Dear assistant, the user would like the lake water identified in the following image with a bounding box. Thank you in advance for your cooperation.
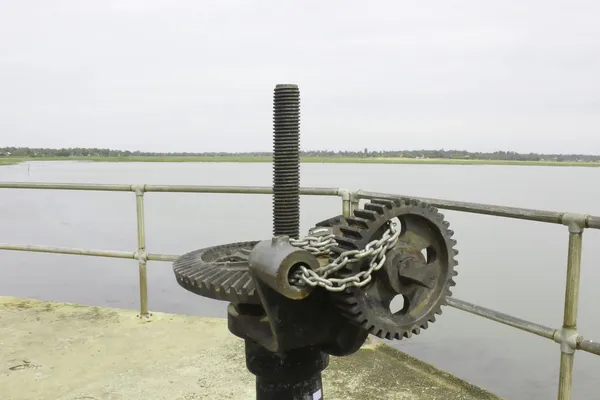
[1,161,599,399]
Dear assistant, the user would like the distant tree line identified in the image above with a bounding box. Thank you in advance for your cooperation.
[1,147,599,162]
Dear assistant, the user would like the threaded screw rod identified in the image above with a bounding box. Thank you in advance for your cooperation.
[272,84,301,239]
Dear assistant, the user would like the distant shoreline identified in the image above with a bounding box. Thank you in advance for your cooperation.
[2,155,600,167]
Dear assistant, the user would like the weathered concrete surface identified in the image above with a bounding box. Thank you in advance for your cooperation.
[0,297,501,400]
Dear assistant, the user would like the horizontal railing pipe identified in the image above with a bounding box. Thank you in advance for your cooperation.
[579,339,600,356]
[0,182,133,191]
[356,190,600,229]
[0,182,342,197]
[147,253,179,262]
[587,215,600,229]
[446,298,557,340]
[144,184,341,196]
[0,243,135,259]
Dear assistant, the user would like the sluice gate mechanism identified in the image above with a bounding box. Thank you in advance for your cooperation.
[173,85,459,400]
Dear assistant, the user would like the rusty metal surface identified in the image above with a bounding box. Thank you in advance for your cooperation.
[173,241,260,304]
[328,198,459,340]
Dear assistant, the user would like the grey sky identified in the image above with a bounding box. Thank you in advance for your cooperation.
[1,0,599,154]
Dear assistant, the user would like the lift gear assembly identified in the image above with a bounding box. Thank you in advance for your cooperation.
[173,84,460,400]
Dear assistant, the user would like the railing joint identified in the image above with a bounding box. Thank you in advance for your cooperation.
[338,188,352,217]
[131,184,146,196]
[337,188,350,201]
[561,213,587,233]
[554,327,580,354]
[134,250,148,264]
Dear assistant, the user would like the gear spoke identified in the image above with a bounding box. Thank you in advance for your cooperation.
[398,260,436,289]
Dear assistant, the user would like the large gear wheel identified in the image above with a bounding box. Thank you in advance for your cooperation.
[329,198,459,340]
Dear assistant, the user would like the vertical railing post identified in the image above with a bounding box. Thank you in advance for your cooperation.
[556,214,585,400]
[132,184,150,318]
[350,191,359,215]
[339,189,351,217]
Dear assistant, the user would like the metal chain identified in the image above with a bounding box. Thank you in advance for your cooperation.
[288,222,401,292]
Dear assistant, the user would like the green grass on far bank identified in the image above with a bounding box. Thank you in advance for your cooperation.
[1,155,600,167]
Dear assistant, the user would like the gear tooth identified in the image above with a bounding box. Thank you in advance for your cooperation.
[394,332,401,340]
[412,327,421,335]
[391,198,403,207]
[208,272,236,290]
[452,270,458,277]
[404,330,413,339]
[340,310,360,320]
[345,216,370,229]
[453,248,459,256]
[338,295,359,306]
[225,272,248,292]
[339,226,366,240]
[195,267,223,286]
[442,220,450,228]
[364,202,387,215]
[447,229,455,237]
[370,198,395,210]
[449,279,456,287]
[429,315,437,323]
[435,308,443,315]
[316,215,346,228]
[421,321,429,330]
[331,236,361,251]
[354,209,378,221]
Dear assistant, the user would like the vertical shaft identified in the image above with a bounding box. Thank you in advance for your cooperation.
[245,340,327,400]
[272,84,301,239]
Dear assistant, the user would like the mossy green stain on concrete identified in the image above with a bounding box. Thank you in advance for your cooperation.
[0,297,501,400]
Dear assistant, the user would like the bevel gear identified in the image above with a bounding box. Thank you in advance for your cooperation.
[329,198,459,340]
[173,216,349,305]
[173,241,260,304]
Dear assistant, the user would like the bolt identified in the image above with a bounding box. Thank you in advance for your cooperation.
[272,84,301,239]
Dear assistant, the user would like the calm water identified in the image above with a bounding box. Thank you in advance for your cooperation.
[1,161,599,399]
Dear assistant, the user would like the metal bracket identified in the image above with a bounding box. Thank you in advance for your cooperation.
[554,327,581,355]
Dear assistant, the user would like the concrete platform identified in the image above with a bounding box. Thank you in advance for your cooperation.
[0,297,501,400]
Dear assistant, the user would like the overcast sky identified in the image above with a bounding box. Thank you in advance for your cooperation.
[1,1,599,154]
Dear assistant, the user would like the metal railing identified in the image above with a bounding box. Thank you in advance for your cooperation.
[0,181,599,400]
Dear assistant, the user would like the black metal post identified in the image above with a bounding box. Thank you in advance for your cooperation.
[272,84,301,239]
[245,340,327,400]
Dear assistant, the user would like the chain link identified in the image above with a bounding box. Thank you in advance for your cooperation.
[288,222,401,292]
